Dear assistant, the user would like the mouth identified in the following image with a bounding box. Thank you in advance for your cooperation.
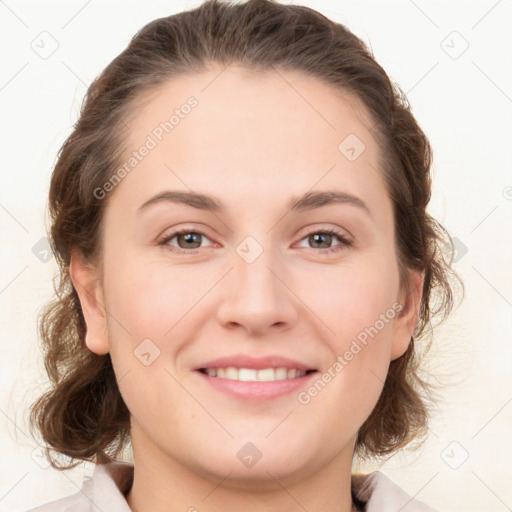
[193,354,319,400]
[197,367,318,382]
[194,363,319,401]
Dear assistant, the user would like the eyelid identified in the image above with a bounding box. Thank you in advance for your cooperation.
[156,225,216,248]
[293,226,352,254]
[157,224,353,253]
[295,223,352,242]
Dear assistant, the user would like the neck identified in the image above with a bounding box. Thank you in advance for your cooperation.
[126,423,358,512]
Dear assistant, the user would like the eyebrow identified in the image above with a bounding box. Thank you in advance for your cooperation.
[137,189,371,216]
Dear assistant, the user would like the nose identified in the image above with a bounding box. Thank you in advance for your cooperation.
[215,241,298,336]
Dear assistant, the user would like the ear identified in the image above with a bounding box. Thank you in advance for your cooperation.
[390,268,424,361]
[69,247,110,355]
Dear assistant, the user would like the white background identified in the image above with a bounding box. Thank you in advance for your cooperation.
[0,1,511,511]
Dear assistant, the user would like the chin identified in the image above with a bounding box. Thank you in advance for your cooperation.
[207,455,311,489]
[179,434,312,482]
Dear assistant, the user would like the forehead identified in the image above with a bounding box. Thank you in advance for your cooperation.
[129,64,378,154]
[110,65,389,218]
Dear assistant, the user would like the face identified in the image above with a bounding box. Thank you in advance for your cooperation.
[71,65,422,486]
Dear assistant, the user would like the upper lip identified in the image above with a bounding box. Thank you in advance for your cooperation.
[194,354,317,371]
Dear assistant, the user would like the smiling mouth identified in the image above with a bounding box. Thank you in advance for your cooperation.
[197,367,318,382]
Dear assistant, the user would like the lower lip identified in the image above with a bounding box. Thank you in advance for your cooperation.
[195,370,317,401]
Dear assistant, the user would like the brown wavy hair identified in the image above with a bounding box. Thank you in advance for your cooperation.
[29,0,463,470]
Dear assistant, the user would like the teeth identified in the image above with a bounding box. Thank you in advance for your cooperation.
[275,367,288,380]
[202,366,309,381]
[239,368,257,381]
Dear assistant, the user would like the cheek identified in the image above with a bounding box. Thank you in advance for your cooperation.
[103,253,211,339]
[299,255,400,342]
[301,256,400,404]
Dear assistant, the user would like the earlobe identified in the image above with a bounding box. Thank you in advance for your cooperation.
[69,248,110,355]
[390,268,424,360]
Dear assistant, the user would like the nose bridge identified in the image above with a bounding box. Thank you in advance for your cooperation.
[233,233,281,304]
[216,232,296,332]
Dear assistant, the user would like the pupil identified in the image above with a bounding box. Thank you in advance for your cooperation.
[311,233,331,248]
[181,232,201,248]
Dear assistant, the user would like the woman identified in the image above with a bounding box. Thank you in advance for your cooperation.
[27,0,461,510]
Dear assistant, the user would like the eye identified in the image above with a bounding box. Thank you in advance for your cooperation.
[158,228,214,253]
[157,227,352,255]
[296,228,352,254]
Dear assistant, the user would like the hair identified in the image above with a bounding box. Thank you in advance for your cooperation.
[29,0,462,471]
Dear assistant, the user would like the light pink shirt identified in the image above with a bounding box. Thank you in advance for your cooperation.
[25,461,439,511]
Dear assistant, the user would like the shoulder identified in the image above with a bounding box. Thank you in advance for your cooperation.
[23,492,90,512]
[23,461,134,512]
[352,471,440,512]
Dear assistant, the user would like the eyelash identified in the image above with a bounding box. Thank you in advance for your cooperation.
[157,227,352,255]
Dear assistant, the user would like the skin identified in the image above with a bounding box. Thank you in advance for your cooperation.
[70,65,423,512]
